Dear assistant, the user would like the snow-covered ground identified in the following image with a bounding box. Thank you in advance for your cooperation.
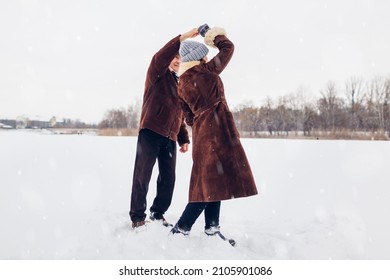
[1,130,389,260]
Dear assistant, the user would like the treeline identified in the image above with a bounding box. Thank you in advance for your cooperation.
[99,75,390,139]
[233,75,390,139]
[97,102,140,136]
[98,103,139,130]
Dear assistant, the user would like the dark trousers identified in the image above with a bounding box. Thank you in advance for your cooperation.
[177,201,221,231]
[130,129,177,223]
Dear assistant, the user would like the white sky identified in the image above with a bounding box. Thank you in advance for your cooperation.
[1,0,389,123]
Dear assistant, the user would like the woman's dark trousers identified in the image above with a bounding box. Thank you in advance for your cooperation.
[177,201,221,231]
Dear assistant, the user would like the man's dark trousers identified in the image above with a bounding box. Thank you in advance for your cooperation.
[130,129,177,223]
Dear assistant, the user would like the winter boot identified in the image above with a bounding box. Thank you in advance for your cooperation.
[131,220,146,229]
[204,225,221,236]
[205,226,236,247]
[150,212,173,227]
[170,223,190,236]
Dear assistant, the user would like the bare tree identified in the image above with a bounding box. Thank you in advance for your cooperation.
[384,76,390,134]
[99,108,128,129]
[273,96,294,135]
[126,100,141,130]
[287,86,315,135]
[365,75,388,131]
[303,105,317,136]
[263,96,275,135]
[318,81,345,131]
[232,101,261,136]
[344,76,365,130]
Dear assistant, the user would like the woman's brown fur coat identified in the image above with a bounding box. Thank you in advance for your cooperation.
[178,28,258,202]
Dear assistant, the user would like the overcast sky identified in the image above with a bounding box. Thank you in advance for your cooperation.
[1,0,389,123]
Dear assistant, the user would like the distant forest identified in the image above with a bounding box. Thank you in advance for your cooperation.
[98,75,390,140]
[4,75,388,140]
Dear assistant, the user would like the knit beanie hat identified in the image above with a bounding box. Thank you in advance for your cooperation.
[179,40,209,62]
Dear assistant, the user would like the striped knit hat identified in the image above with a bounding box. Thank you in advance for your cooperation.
[179,40,209,62]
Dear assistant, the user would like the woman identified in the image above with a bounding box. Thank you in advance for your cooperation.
[170,24,258,240]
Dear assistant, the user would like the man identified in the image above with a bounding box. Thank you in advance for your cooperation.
[129,28,198,229]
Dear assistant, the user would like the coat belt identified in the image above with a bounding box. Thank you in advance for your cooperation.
[192,98,227,118]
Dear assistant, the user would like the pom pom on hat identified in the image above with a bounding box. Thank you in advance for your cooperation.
[179,40,209,62]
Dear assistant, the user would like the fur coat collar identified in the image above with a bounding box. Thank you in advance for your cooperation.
[178,61,201,77]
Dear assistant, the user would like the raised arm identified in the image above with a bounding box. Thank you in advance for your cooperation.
[202,26,234,75]
[146,29,199,85]
[146,35,181,85]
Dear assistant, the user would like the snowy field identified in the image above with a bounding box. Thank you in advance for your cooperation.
[1,130,389,260]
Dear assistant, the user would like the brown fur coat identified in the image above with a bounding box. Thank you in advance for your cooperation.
[178,28,258,202]
[139,35,189,145]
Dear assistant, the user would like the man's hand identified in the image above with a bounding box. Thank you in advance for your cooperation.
[179,143,189,153]
[180,28,198,42]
